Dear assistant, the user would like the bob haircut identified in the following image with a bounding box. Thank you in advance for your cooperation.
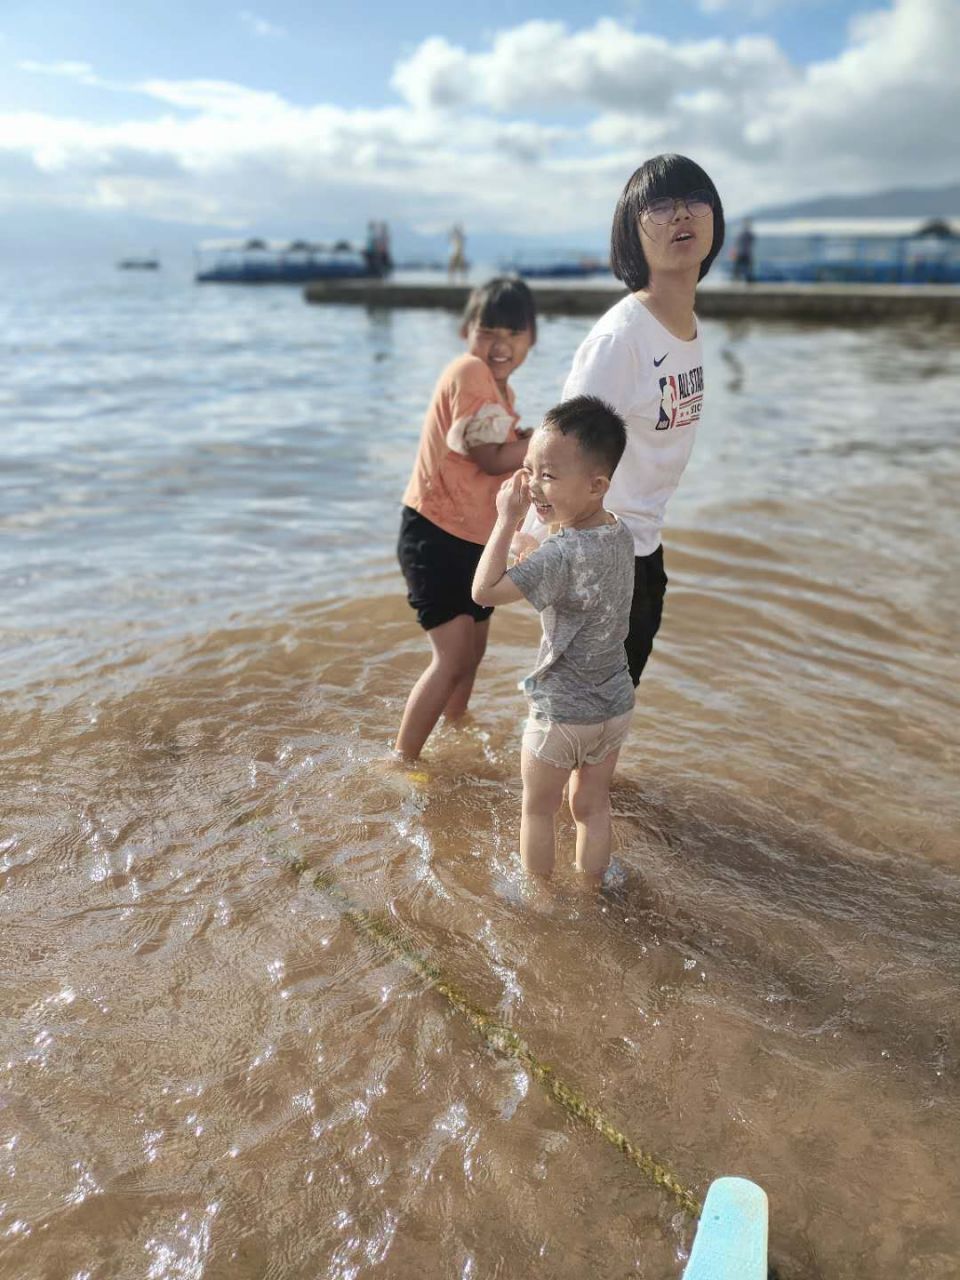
[610,154,725,291]
[460,276,537,344]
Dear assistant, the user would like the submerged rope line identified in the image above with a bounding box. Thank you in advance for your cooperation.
[288,854,702,1218]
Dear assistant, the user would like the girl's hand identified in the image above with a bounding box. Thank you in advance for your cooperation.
[496,469,531,523]
[510,531,539,563]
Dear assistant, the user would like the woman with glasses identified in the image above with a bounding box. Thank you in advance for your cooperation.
[520,153,724,687]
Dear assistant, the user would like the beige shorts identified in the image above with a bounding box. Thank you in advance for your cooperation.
[522,709,634,771]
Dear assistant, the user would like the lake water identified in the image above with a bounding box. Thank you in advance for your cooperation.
[2,265,959,1278]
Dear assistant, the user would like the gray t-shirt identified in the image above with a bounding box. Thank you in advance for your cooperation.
[507,516,635,724]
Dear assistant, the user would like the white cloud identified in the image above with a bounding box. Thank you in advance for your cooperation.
[3,0,958,239]
[137,78,291,118]
[740,0,960,192]
[698,0,794,14]
[17,59,104,86]
[239,11,287,40]
[391,21,792,116]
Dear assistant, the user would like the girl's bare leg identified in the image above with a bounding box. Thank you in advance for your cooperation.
[520,745,569,876]
[395,615,482,760]
[568,749,621,879]
[441,618,490,721]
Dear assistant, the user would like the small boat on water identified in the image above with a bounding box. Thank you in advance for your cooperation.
[194,238,390,284]
[503,255,611,280]
[117,257,160,270]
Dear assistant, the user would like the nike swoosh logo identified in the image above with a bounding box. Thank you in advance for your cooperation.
[653,353,668,367]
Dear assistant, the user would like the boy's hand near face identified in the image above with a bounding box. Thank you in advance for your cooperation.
[496,469,531,524]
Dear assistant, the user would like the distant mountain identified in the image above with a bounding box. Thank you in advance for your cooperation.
[750,182,960,220]
[0,206,234,270]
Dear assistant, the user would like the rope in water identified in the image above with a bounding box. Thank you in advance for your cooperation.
[288,854,702,1219]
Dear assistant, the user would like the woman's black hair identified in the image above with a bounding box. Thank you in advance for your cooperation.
[610,154,725,291]
[461,276,537,344]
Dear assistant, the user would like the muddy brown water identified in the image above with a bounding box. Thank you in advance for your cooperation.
[2,269,959,1277]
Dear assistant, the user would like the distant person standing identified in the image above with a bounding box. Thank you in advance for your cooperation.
[363,221,379,274]
[377,221,393,273]
[448,224,467,281]
[732,218,755,283]
[364,221,392,275]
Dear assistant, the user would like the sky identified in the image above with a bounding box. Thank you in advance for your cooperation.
[0,0,957,259]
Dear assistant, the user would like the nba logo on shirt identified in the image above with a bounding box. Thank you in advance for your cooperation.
[656,366,704,430]
[656,375,678,430]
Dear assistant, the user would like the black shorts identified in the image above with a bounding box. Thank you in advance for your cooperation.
[397,506,494,632]
[626,544,667,685]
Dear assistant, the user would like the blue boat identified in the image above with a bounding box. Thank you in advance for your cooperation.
[194,238,390,284]
[734,216,960,285]
[117,256,160,270]
[502,255,611,280]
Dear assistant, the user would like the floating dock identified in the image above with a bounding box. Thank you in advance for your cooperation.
[304,279,960,322]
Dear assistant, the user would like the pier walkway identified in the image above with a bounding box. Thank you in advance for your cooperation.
[304,279,960,322]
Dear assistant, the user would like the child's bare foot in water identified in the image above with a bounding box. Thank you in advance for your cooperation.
[374,749,431,786]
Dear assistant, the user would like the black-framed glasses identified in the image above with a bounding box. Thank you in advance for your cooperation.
[641,190,714,224]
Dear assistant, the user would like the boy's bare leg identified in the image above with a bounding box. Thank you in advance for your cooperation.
[568,749,621,878]
[520,746,569,876]
[395,615,482,760]
[441,618,490,721]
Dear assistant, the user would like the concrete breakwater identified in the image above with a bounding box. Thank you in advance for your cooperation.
[304,279,960,322]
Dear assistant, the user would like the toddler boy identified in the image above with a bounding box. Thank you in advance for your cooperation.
[472,396,634,879]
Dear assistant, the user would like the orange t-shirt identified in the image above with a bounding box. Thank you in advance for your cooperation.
[402,353,521,546]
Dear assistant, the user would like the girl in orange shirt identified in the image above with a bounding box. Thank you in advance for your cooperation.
[396,278,537,760]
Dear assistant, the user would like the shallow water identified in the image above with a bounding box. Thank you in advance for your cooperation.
[2,266,959,1278]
